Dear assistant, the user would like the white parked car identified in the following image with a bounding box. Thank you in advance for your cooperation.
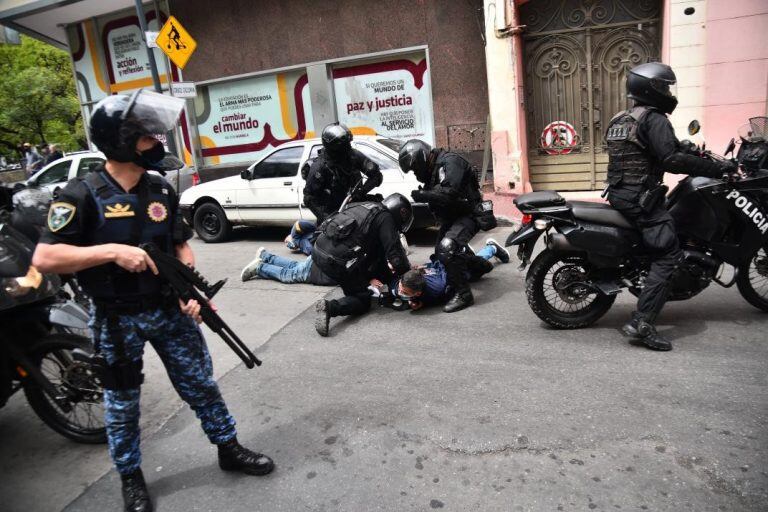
[25,151,198,195]
[180,136,432,243]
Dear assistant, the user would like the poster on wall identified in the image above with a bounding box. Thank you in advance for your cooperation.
[102,12,169,93]
[332,51,434,145]
[194,71,312,166]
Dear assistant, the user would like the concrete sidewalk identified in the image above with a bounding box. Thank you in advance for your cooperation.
[66,230,767,511]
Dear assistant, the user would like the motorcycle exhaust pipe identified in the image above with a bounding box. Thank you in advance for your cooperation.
[683,250,719,269]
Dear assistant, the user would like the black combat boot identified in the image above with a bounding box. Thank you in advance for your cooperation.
[443,290,474,313]
[315,299,330,337]
[218,437,275,476]
[120,469,153,512]
[622,312,672,351]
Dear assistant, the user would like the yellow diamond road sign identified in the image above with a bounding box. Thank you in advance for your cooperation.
[157,15,197,70]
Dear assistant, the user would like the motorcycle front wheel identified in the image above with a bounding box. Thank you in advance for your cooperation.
[736,246,768,312]
[526,249,616,329]
[22,334,107,444]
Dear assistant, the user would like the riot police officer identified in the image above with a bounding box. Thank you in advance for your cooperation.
[605,62,737,351]
[398,140,485,313]
[313,193,413,336]
[303,123,383,223]
[32,90,273,512]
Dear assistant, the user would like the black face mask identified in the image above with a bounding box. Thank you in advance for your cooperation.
[414,167,432,184]
[133,142,166,170]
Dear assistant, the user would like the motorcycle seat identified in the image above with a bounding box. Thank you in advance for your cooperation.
[569,201,634,230]
[514,190,566,210]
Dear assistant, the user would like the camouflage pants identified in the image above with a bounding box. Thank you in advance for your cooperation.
[91,306,237,475]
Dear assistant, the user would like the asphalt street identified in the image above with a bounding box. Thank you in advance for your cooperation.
[2,225,767,511]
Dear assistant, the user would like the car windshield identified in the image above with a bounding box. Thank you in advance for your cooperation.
[376,138,405,152]
[738,117,768,142]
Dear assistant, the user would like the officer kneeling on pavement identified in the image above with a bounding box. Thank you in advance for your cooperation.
[398,140,497,313]
[302,122,383,224]
[605,62,738,351]
[313,193,413,336]
[32,90,274,512]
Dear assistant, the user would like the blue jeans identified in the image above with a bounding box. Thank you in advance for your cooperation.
[286,220,315,255]
[258,250,313,283]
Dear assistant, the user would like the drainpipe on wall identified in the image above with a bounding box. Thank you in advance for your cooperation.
[482,0,530,220]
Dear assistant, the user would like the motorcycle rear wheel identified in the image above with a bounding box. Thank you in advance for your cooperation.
[526,249,616,329]
[736,247,768,312]
[23,334,107,444]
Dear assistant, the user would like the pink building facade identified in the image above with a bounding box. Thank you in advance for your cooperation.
[484,0,768,217]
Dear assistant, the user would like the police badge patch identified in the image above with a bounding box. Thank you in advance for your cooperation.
[47,202,76,232]
[147,201,168,222]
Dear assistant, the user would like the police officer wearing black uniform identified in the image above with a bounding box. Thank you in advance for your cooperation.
[398,140,485,313]
[313,193,413,336]
[605,62,737,351]
[303,123,383,223]
[33,90,274,512]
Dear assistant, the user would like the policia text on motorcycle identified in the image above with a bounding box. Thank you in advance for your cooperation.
[32,90,274,512]
[302,123,383,223]
[605,62,737,351]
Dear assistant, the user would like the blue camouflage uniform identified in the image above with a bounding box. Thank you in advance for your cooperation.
[40,166,237,475]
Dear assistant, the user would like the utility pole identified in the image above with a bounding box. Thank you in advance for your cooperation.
[134,0,178,155]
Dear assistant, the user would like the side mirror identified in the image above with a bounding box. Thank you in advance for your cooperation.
[240,169,252,180]
[725,138,736,156]
[688,120,701,136]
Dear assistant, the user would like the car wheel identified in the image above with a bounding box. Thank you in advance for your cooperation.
[193,202,232,243]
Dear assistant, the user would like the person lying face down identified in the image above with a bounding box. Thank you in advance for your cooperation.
[389,238,510,311]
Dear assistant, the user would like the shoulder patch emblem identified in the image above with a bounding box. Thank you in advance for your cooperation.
[147,202,168,222]
[48,202,77,232]
[104,203,135,218]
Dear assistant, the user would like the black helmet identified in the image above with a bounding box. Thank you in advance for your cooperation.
[626,62,678,114]
[398,139,433,183]
[89,89,185,165]
[382,193,414,233]
[321,123,353,159]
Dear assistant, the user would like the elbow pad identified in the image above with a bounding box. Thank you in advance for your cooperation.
[663,152,724,178]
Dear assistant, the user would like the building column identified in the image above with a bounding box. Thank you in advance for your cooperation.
[483,0,530,218]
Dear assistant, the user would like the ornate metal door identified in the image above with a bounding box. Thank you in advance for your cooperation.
[520,0,661,191]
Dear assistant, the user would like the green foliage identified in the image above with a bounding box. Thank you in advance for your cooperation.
[0,35,85,161]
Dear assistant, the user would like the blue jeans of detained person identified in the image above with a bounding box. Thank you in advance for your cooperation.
[258,249,313,283]
[91,306,237,475]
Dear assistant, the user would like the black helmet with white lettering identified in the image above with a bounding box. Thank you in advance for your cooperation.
[89,89,185,168]
[382,193,414,233]
[321,123,353,159]
[627,62,679,114]
[398,139,433,183]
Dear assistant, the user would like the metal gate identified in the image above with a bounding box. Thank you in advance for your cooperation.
[520,0,661,191]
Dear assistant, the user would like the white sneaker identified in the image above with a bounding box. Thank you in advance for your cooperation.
[240,247,268,282]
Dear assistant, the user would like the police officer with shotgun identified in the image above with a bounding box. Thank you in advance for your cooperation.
[32,90,273,512]
[605,62,738,351]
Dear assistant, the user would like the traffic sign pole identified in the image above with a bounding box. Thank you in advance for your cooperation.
[134,0,178,156]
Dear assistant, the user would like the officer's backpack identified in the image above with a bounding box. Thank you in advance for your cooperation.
[312,202,383,280]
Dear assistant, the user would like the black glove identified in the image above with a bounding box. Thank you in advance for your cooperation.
[411,189,427,202]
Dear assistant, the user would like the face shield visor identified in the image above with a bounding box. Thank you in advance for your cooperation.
[650,77,677,101]
[123,89,185,135]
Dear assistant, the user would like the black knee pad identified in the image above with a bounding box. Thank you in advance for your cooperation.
[437,237,459,264]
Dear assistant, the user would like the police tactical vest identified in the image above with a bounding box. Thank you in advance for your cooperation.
[312,202,385,281]
[605,106,661,187]
[77,171,174,299]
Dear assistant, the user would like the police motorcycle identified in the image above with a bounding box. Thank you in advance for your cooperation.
[0,214,106,444]
[505,117,768,328]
